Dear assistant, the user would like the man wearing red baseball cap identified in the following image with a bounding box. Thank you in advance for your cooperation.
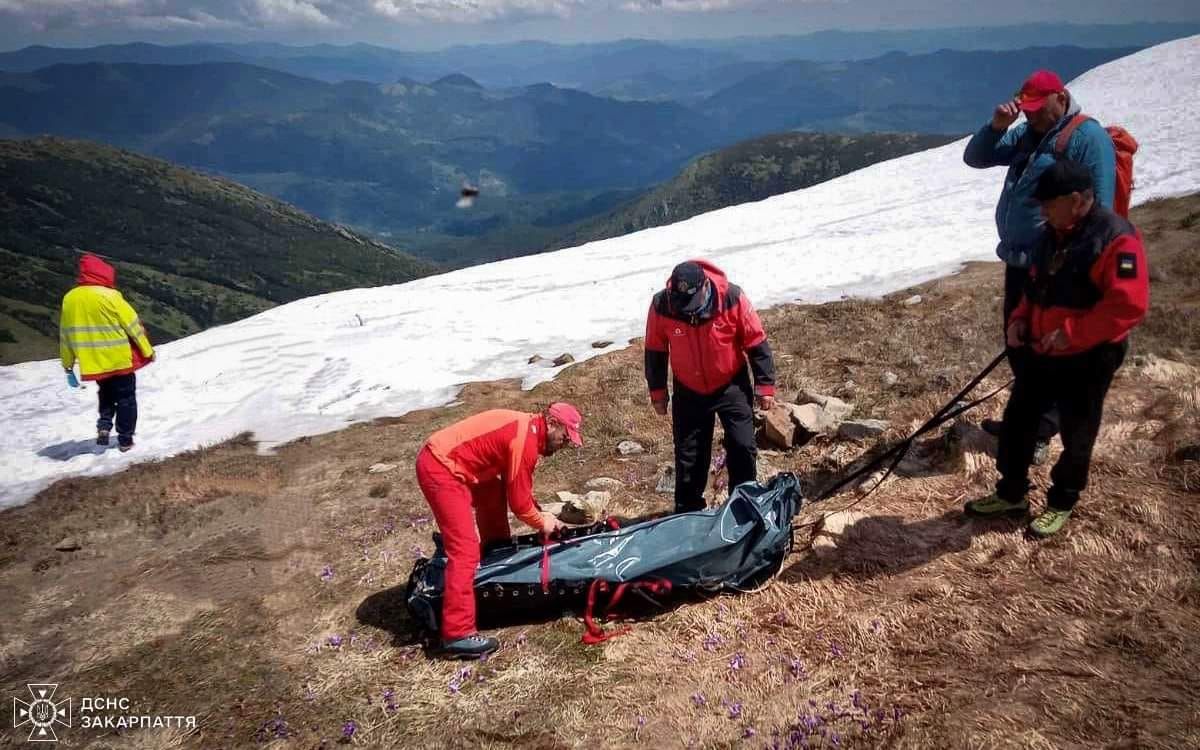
[414,402,582,658]
[964,68,1117,462]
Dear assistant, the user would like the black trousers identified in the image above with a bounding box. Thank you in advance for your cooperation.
[996,342,1126,511]
[96,373,138,447]
[1004,264,1059,442]
[671,368,757,513]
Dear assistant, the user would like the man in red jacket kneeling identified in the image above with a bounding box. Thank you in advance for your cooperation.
[966,160,1149,537]
[644,260,777,514]
[416,403,580,658]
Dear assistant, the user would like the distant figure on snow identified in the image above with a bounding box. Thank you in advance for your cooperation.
[644,260,777,514]
[59,253,155,452]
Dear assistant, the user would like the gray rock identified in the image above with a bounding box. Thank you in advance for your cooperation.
[367,462,398,474]
[559,491,610,524]
[616,440,645,456]
[552,353,575,367]
[54,537,81,552]
[591,340,614,349]
[527,354,544,364]
[882,371,899,387]
[795,391,854,421]
[787,403,841,435]
[837,419,890,441]
[1148,264,1169,283]
[901,294,923,306]
[584,477,624,491]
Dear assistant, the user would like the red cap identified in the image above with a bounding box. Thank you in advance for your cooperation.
[1016,70,1065,112]
[547,402,583,447]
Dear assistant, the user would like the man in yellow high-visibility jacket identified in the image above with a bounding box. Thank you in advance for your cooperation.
[60,253,155,452]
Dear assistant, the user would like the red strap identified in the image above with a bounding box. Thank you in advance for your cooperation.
[580,578,673,645]
[1054,113,1091,156]
[539,533,552,594]
[581,580,631,644]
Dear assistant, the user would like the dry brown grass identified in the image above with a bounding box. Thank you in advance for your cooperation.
[1,195,1198,749]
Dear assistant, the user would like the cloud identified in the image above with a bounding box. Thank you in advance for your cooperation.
[0,0,776,34]
[620,0,756,11]
[366,0,584,24]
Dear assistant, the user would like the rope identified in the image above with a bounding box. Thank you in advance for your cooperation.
[793,350,1012,530]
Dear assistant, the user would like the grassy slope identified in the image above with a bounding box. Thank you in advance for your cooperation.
[0,137,436,364]
[0,195,1196,748]
[552,132,957,251]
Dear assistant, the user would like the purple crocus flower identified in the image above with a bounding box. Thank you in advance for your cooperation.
[743,726,757,739]
[830,642,844,658]
[728,703,743,720]
[691,692,707,707]
[320,565,334,582]
[729,652,748,671]
[851,691,864,711]
[342,721,356,739]
[789,658,805,679]
[702,631,725,651]
[327,635,343,648]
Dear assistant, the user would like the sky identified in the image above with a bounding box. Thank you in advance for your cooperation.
[1,0,1199,51]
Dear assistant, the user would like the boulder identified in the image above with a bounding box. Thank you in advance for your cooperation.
[591,340,614,349]
[527,354,544,364]
[837,419,890,441]
[552,353,575,367]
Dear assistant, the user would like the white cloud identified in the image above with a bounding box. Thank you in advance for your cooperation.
[250,0,338,26]
[620,0,753,11]
[367,0,583,23]
[0,0,774,33]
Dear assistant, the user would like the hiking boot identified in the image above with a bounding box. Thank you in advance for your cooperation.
[981,418,1003,437]
[1031,440,1050,466]
[1028,508,1072,538]
[118,440,134,453]
[97,430,110,446]
[441,634,498,660]
[964,493,1030,518]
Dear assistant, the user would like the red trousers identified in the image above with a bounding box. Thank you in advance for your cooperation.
[415,446,511,640]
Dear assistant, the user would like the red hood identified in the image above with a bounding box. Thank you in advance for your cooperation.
[664,258,731,296]
[78,253,116,287]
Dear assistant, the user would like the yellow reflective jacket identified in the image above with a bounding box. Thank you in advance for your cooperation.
[59,255,154,380]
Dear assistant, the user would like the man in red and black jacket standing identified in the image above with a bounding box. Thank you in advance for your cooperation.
[966,160,1148,537]
[645,260,776,514]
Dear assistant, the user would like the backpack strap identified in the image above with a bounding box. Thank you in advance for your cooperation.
[1054,113,1092,157]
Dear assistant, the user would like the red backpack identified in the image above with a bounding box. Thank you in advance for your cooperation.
[1055,114,1139,217]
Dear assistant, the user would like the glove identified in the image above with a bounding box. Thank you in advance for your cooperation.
[66,370,80,388]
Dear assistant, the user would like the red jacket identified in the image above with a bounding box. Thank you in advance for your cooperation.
[1012,205,1148,356]
[644,259,775,400]
[425,410,547,530]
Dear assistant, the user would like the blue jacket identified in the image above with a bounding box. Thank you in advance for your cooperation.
[963,98,1115,268]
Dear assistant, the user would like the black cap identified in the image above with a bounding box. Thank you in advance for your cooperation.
[668,261,709,315]
[1035,159,1094,201]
